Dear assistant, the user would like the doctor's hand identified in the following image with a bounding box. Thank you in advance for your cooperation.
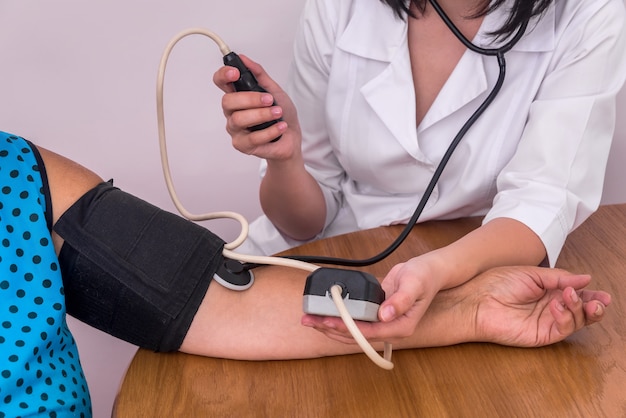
[302,255,446,344]
[213,54,302,161]
[301,266,610,348]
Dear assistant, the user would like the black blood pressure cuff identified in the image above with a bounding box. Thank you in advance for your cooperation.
[53,181,225,352]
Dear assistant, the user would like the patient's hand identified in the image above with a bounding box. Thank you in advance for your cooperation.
[469,266,610,347]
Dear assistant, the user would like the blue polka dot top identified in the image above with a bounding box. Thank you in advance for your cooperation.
[0,132,92,417]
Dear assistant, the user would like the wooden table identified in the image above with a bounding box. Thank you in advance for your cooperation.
[113,205,626,417]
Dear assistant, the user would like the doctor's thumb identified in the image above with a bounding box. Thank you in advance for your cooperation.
[379,304,397,322]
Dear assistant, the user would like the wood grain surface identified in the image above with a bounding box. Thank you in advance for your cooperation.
[113,205,626,418]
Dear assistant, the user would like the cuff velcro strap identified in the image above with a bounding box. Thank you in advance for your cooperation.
[54,181,225,351]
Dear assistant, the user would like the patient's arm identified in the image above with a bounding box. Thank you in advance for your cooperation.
[38,146,103,254]
[38,144,610,360]
[180,265,610,360]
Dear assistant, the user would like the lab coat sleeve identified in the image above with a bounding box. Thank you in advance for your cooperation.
[285,0,346,229]
[483,0,626,266]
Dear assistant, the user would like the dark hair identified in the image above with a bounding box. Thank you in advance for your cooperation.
[381,0,553,39]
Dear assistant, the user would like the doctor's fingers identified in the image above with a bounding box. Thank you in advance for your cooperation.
[301,315,356,342]
[221,89,278,119]
[236,54,283,95]
[221,91,285,152]
[228,119,291,158]
[302,314,394,344]
[379,273,436,324]
[226,100,282,133]
[212,65,239,93]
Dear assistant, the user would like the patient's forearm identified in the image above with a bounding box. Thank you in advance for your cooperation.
[180,266,473,359]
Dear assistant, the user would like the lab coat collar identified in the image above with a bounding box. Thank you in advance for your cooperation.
[336,0,556,160]
[336,1,406,62]
[336,0,556,62]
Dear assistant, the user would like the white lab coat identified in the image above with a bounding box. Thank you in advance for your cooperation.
[237,0,626,263]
